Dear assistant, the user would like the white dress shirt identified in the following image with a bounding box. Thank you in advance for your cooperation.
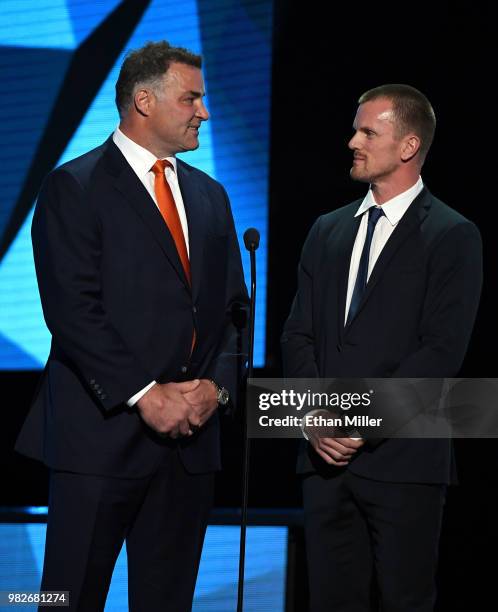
[112,127,190,254]
[112,127,191,406]
[344,177,424,325]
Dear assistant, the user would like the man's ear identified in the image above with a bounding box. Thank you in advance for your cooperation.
[400,134,421,162]
[133,88,153,117]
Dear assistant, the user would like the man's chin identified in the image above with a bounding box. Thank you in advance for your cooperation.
[180,140,200,153]
[350,167,370,183]
[188,137,200,150]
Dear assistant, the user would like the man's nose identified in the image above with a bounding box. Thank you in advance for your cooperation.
[196,101,209,121]
[348,133,359,150]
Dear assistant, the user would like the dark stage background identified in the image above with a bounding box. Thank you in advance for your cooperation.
[2,1,497,610]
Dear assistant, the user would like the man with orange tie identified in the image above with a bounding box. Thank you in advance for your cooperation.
[16,41,248,611]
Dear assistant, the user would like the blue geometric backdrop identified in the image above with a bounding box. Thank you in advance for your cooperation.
[0,0,272,369]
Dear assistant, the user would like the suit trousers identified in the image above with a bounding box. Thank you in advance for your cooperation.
[303,469,446,612]
[39,447,214,611]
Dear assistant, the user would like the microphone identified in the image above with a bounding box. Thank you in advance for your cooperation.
[243,227,260,251]
[237,227,260,612]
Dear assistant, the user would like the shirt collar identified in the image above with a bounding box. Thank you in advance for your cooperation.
[112,127,177,179]
[354,176,424,225]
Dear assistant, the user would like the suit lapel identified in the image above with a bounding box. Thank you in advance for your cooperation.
[345,188,432,329]
[337,213,361,340]
[104,140,190,290]
[177,161,205,303]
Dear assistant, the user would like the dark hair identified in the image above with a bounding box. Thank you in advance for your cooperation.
[115,40,202,117]
[358,84,436,161]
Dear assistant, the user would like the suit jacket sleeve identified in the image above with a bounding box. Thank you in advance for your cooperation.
[358,220,483,444]
[392,220,483,377]
[32,169,153,411]
[281,217,321,378]
[205,184,249,410]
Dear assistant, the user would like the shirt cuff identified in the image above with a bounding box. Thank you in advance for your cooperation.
[301,409,363,440]
[127,380,157,407]
[300,409,322,440]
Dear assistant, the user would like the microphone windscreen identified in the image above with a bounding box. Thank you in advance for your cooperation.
[243,227,260,251]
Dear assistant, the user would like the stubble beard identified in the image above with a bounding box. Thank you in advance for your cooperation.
[350,165,370,183]
[350,159,398,185]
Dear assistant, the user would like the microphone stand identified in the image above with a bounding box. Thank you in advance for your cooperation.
[237,229,259,612]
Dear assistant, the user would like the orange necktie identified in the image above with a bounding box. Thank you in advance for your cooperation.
[151,159,191,284]
[151,159,196,353]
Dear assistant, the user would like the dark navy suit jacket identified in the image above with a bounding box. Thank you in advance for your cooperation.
[282,188,482,484]
[16,138,249,478]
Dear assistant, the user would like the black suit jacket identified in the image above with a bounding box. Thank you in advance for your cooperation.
[16,138,249,478]
[281,188,482,483]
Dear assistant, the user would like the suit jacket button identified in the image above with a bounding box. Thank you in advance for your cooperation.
[336,343,342,352]
[181,365,187,373]
[101,394,107,400]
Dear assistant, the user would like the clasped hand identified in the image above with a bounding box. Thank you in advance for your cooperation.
[136,379,218,438]
[304,409,365,466]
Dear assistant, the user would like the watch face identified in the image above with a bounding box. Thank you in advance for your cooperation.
[219,388,230,405]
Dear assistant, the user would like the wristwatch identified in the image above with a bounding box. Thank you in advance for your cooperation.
[210,380,230,406]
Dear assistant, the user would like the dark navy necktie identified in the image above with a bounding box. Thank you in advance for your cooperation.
[346,206,384,325]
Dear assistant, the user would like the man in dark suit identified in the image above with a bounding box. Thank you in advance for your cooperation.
[16,41,248,611]
[281,84,482,611]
